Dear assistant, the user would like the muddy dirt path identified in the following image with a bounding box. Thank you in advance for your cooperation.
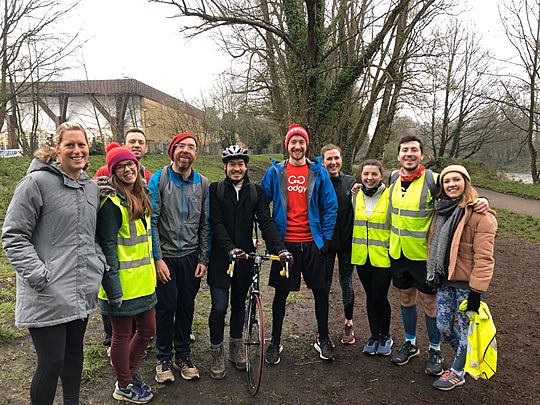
[0,238,538,404]
[476,187,540,218]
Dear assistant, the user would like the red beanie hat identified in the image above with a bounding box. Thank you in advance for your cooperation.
[167,133,198,160]
[285,124,309,147]
[106,146,138,174]
[105,142,121,153]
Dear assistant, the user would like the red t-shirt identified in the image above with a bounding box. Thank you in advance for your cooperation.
[93,164,152,183]
[284,163,313,242]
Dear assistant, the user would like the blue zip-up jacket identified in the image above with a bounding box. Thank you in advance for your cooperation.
[148,166,210,265]
[260,157,338,249]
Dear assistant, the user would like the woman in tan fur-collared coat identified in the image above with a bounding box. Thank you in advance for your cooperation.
[426,164,497,391]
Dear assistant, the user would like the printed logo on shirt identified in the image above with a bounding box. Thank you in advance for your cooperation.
[288,175,306,193]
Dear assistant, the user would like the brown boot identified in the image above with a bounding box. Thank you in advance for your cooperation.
[209,343,226,379]
[229,338,246,370]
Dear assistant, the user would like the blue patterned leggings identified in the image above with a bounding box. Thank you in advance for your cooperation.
[436,285,470,372]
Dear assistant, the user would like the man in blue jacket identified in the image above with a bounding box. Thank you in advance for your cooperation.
[261,124,338,364]
[148,133,210,384]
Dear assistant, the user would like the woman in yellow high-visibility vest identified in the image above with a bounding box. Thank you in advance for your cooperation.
[351,159,393,356]
[426,165,497,391]
[97,147,156,403]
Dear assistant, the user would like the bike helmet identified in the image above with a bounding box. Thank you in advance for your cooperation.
[222,144,250,163]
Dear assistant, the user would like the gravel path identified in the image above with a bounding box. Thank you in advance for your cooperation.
[476,187,540,218]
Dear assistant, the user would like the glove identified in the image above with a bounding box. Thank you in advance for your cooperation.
[108,297,123,308]
[278,249,294,267]
[229,248,247,261]
[96,176,116,197]
[320,239,331,255]
[466,290,481,313]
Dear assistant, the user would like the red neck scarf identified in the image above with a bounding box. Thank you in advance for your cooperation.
[400,164,425,183]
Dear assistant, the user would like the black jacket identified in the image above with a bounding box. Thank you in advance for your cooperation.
[208,176,285,288]
[330,172,356,253]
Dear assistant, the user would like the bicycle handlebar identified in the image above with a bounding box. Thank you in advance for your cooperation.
[227,252,291,278]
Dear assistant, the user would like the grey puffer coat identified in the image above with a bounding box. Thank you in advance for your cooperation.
[2,157,106,328]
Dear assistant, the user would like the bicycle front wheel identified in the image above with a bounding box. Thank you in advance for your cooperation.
[243,293,264,395]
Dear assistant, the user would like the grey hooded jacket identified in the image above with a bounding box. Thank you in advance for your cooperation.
[2,158,106,328]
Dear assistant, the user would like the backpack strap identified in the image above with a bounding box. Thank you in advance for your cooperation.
[424,169,438,198]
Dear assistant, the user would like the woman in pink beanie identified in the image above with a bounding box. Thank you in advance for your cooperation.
[97,146,157,403]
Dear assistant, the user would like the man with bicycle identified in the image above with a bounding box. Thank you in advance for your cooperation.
[261,124,338,364]
[207,145,292,379]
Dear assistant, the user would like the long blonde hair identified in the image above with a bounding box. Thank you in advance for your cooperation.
[112,171,152,220]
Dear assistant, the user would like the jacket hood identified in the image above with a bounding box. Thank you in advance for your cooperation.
[271,156,323,172]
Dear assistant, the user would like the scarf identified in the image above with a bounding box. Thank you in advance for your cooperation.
[426,197,464,288]
[400,164,425,182]
[362,182,383,197]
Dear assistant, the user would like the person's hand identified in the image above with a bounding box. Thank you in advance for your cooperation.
[229,248,247,261]
[320,239,331,255]
[472,197,489,214]
[195,263,207,278]
[278,249,294,267]
[108,297,123,308]
[466,290,481,313]
[156,259,171,283]
[351,182,361,195]
[96,176,116,197]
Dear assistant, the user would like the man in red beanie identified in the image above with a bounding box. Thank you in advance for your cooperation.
[148,133,209,383]
[94,128,151,183]
[261,124,338,364]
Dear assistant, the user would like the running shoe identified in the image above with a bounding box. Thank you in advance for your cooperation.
[425,348,444,376]
[433,369,465,391]
[391,341,420,365]
[265,341,283,365]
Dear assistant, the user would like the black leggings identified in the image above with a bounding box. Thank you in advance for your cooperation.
[28,318,88,405]
[357,264,392,338]
[271,288,329,343]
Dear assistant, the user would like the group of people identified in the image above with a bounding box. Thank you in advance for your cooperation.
[1,121,497,404]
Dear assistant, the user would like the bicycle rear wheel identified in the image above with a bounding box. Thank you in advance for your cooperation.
[243,293,264,395]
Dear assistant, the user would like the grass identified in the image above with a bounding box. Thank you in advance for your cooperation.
[495,209,540,243]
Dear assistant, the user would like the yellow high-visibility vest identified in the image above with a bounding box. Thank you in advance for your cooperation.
[389,171,438,261]
[98,195,156,301]
[459,300,497,380]
[351,188,391,268]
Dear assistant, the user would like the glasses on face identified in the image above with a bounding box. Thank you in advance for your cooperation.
[115,161,137,173]
[175,142,196,152]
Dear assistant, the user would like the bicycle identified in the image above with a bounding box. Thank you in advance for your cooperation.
[227,251,289,395]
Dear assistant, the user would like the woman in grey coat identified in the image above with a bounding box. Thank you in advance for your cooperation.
[2,122,106,405]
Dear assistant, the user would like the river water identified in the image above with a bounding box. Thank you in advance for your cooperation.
[504,172,533,184]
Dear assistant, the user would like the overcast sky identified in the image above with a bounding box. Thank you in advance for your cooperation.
[68,0,506,103]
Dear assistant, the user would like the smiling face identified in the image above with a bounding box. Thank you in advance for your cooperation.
[114,159,139,187]
[55,129,89,179]
[124,131,147,159]
[172,137,197,173]
[287,135,307,164]
[322,149,342,178]
[397,140,423,174]
[361,164,383,189]
[442,172,465,199]
[224,158,247,184]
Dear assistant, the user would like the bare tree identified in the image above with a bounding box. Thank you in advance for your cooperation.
[151,0,445,168]
[0,0,79,151]
[500,0,540,183]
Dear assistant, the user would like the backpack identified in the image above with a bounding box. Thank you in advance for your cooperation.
[389,169,438,198]
[157,165,209,204]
